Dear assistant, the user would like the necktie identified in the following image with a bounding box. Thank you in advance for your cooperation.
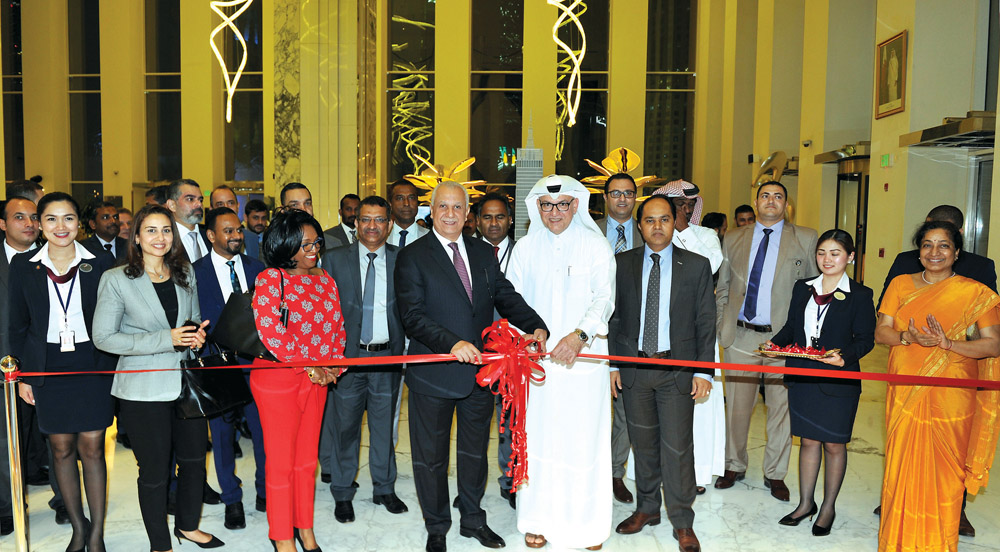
[642,253,660,355]
[743,228,773,321]
[103,243,112,253]
[350,229,357,243]
[811,288,835,305]
[448,242,473,302]
[361,252,377,344]
[615,225,627,254]
[493,246,500,259]
[226,260,242,294]
[398,229,408,248]
[189,231,204,260]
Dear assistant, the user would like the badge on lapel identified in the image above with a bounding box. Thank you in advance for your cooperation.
[834,291,846,301]
[79,263,93,273]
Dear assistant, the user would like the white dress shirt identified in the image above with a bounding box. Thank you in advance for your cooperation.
[97,235,117,258]
[359,244,390,344]
[4,240,35,263]
[803,272,851,345]
[388,222,428,248]
[433,229,472,294]
[31,242,94,343]
[210,250,248,303]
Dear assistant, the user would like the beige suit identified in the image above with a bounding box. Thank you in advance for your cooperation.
[715,222,818,479]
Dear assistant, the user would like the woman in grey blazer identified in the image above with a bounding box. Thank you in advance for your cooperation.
[92,205,222,552]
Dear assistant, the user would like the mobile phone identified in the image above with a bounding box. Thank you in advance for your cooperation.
[182,319,200,333]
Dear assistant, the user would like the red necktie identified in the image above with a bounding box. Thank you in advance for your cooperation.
[493,246,499,260]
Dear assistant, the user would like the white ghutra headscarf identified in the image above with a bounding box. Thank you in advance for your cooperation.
[524,175,603,237]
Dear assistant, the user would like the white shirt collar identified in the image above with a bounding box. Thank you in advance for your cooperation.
[210,248,241,269]
[433,228,461,246]
[806,272,851,294]
[29,241,95,268]
[4,240,34,263]
[97,235,114,247]
[359,243,386,258]
[480,235,509,250]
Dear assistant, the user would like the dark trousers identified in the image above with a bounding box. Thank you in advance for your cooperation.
[621,369,697,530]
[409,386,493,535]
[120,399,208,551]
[494,395,513,491]
[325,350,401,501]
[611,393,631,479]
[209,397,266,505]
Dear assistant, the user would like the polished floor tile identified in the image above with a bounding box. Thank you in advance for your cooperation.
[10,345,1000,551]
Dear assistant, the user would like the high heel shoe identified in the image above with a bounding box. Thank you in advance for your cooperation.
[778,503,818,526]
[66,519,92,552]
[173,527,225,548]
[293,528,323,552]
[812,513,835,536]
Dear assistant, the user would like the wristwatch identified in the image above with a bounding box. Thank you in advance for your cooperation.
[574,329,589,342]
[899,331,911,346]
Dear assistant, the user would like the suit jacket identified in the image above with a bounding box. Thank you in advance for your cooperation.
[322,242,405,357]
[877,249,997,308]
[8,249,117,386]
[192,253,265,337]
[80,235,128,262]
[770,278,876,397]
[597,217,644,251]
[0,250,12,357]
[92,265,202,402]
[608,247,716,390]
[394,232,547,399]
[323,225,352,250]
[716,223,819,348]
[243,228,263,260]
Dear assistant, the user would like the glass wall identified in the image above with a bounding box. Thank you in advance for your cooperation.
[644,0,695,181]
[2,1,24,182]
[145,0,182,182]
[387,0,434,181]
[221,0,263,183]
[68,0,103,204]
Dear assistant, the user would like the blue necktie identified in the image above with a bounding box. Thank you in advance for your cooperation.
[743,228,773,322]
[226,260,242,295]
[361,252,377,344]
[398,229,408,248]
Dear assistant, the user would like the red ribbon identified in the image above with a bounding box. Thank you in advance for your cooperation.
[474,320,545,491]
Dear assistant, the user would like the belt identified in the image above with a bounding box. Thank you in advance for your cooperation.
[638,350,671,359]
[737,320,772,333]
[359,342,391,352]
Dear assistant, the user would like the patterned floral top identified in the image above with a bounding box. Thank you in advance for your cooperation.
[253,268,346,367]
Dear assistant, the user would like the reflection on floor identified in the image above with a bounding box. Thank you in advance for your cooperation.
[11,345,1000,551]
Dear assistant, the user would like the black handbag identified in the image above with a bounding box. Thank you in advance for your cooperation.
[176,342,253,419]
[211,286,278,361]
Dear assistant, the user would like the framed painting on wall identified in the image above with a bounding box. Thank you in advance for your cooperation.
[876,30,907,119]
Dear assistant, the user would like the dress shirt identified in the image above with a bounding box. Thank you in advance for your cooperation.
[4,240,35,263]
[97,235,117,258]
[31,242,94,343]
[210,250,248,303]
[605,217,636,250]
[738,220,785,325]
[433,228,472,294]
[482,235,513,272]
[388,221,428,248]
[341,222,356,244]
[359,244,390,344]
[180,224,204,262]
[803,272,851,345]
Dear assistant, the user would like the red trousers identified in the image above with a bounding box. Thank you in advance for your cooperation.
[250,363,326,540]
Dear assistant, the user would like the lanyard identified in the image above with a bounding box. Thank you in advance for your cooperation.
[497,240,512,268]
[814,301,832,339]
[50,268,79,328]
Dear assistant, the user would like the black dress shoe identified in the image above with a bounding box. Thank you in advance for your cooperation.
[294,527,322,552]
[334,500,355,523]
[0,515,13,536]
[173,527,225,548]
[459,525,505,548]
[203,484,222,505]
[452,496,460,509]
[320,473,331,484]
[499,488,516,510]
[54,505,70,525]
[426,534,447,552]
[373,493,408,514]
[224,502,246,530]
[256,496,267,513]
[236,419,252,440]
[26,467,49,486]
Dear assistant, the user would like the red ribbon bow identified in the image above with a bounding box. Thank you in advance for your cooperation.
[476,320,545,491]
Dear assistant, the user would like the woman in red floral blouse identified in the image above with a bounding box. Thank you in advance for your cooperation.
[252,209,345,552]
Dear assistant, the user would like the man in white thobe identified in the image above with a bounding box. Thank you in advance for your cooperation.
[507,175,616,550]
[653,180,726,489]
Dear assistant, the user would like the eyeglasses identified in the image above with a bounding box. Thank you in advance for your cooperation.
[607,190,636,199]
[300,239,324,251]
[358,216,389,225]
[539,201,573,212]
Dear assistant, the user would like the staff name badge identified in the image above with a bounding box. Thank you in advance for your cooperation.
[59,329,76,352]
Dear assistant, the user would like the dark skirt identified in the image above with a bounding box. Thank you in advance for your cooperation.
[788,382,859,443]
[33,342,114,434]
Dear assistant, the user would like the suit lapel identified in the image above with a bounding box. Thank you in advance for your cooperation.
[630,249,643,315]
[0,252,9,290]
[28,259,50,316]
[79,258,99,322]
[733,227,753,280]
[466,236,485,307]
[349,243,363,305]
[385,246,397,304]
[428,237,471,305]
[775,223,794,272]
[134,274,170,329]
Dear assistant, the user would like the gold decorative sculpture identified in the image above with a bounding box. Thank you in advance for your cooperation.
[581,147,665,195]
[405,156,486,202]
[209,0,255,123]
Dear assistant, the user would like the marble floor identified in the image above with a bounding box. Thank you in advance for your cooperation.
[9,345,1000,551]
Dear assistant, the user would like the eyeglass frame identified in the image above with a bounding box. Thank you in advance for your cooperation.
[538,200,575,212]
[607,190,636,199]
[300,238,325,251]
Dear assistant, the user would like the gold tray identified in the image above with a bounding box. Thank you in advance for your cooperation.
[757,344,840,360]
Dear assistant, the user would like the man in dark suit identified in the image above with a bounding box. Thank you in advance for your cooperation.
[166,179,210,262]
[242,199,269,260]
[192,207,267,530]
[319,196,408,524]
[875,204,992,537]
[609,196,714,552]
[395,181,548,552]
[323,193,361,249]
[81,201,127,261]
[595,173,643,504]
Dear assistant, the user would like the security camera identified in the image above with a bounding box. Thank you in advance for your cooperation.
[802,140,812,148]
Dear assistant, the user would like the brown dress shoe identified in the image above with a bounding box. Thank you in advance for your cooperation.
[764,478,790,501]
[615,511,661,535]
[713,470,745,489]
[672,528,701,552]
[612,477,634,503]
[959,510,976,537]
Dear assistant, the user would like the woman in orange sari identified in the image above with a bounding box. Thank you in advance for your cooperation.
[876,220,1000,552]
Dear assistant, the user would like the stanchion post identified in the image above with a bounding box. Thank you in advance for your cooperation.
[2,355,28,552]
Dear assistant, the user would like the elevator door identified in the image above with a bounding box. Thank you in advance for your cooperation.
[835,162,870,283]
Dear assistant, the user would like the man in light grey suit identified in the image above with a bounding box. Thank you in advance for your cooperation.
[318,196,408,523]
[323,193,361,249]
[595,173,643,504]
[714,182,818,501]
